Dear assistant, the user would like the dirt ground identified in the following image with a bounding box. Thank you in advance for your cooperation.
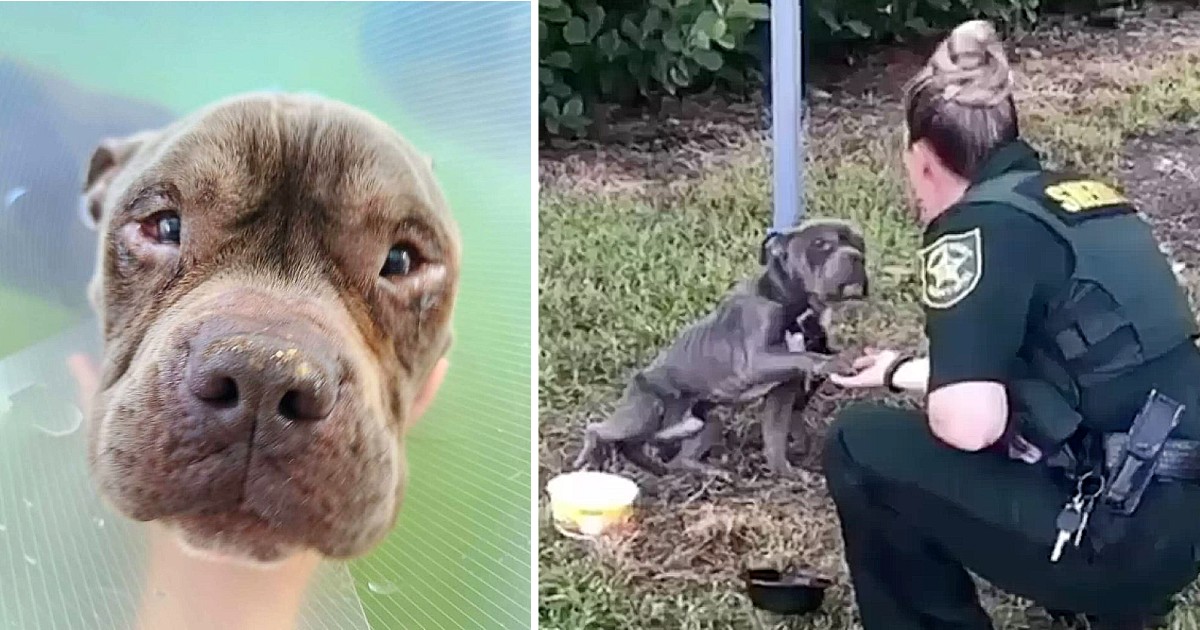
[539,4,1200,627]
[1122,125,1200,293]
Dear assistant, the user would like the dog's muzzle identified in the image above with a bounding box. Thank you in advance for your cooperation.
[184,317,343,428]
[838,264,869,299]
[841,279,868,298]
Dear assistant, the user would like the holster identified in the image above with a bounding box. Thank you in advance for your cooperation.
[1099,389,1185,516]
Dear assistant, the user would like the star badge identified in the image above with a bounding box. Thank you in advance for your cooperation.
[920,227,982,309]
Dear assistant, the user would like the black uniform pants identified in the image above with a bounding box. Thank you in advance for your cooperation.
[822,402,1200,629]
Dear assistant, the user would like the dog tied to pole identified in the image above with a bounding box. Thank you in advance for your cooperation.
[572,219,870,479]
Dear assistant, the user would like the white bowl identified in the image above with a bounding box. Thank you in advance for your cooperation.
[545,471,639,538]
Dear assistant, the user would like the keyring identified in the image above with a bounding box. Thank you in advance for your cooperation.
[1076,470,1106,499]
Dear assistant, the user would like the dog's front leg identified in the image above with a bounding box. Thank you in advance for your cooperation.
[788,375,826,470]
[761,381,801,477]
[741,348,834,389]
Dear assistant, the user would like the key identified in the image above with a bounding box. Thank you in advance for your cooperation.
[1073,496,1096,547]
[1073,474,1106,548]
[1051,501,1083,563]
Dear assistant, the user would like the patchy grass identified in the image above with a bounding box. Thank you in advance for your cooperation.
[539,12,1200,630]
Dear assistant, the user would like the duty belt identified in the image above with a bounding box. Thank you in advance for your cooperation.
[1098,389,1190,516]
[1046,390,1200,562]
[1102,433,1200,482]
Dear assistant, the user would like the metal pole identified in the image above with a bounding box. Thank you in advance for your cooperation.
[769,0,804,234]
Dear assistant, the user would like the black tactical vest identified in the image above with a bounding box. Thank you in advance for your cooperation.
[957,170,1198,427]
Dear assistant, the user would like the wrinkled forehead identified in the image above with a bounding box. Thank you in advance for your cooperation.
[790,220,865,250]
[133,95,449,231]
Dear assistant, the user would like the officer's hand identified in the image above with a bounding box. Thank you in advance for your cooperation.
[828,347,901,389]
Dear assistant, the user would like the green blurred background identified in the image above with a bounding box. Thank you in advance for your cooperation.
[0,2,531,628]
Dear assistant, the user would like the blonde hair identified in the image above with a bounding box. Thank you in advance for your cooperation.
[903,20,1019,178]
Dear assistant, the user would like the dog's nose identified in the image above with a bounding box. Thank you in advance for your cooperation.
[185,328,341,423]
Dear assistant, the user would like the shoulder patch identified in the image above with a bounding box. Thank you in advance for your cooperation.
[1044,179,1127,213]
[919,227,982,309]
[1014,172,1134,224]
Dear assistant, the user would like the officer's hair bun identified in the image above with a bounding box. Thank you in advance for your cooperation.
[924,19,1013,107]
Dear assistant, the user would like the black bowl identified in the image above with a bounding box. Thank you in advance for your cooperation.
[742,567,832,616]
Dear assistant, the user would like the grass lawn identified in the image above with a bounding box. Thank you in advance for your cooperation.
[539,10,1200,629]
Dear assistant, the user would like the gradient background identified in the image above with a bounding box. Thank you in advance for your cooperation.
[0,2,532,628]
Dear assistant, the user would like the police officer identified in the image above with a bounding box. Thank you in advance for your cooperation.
[821,19,1200,630]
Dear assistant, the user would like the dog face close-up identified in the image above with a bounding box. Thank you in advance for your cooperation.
[765,220,868,304]
[80,92,460,564]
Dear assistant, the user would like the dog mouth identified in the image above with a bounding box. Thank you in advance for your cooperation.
[836,281,868,300]
[169,510,303,564]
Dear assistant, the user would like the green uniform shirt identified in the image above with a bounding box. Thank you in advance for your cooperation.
[922,140,1071,391]
[921,140,1200,437]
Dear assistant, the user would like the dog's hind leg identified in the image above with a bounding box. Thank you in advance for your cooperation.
[651,396,703,442]
[666,426,729,480]
[654,398,710,463]
[571,423,609,469]
[573,409,661,470]
[663,402,729,480]
[617,440,671,476]
[611,396,693,476]
[572,380,665,470]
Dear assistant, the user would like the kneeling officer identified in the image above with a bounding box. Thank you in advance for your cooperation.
[825,19,1200,630]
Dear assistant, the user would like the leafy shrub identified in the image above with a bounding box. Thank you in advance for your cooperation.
[539,0,1121,138]
[807,0,1044,47]
[539,0,770,137]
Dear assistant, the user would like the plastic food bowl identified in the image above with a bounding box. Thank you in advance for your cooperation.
[742,567,832,616]
[545,471,639,539]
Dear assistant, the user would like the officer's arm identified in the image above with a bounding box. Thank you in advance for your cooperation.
[927,381,1009,451]
[920,208,1063,451]
[879,358,1007,450]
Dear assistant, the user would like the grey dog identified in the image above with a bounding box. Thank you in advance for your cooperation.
[572,219,869,478]
[81,92,459,564]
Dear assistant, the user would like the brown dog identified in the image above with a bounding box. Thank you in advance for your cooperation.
[81,92,460,565]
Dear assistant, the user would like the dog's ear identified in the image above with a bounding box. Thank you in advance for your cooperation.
[760,231,787,265]
[82,130,158,227]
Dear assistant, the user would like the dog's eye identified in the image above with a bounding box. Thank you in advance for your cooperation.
[381,245,419,277]
[812,238,833,251]
[141,211,181,245]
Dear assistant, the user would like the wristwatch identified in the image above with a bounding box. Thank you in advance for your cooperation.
[883,354,914,393]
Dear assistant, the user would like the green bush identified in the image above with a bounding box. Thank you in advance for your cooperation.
[539,0,770,137]
[807,0,1042,47]
[539,0,1119,139]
